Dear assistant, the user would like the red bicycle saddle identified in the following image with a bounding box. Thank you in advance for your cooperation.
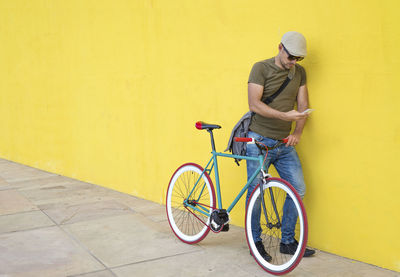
[195,121,221,130]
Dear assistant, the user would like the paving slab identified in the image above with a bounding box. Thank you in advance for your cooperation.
[0,190,38,216]
[0,176,8,189]
[19,181,127,208]
[0,226,105,277]
[0,166,56,183]
[18,181,95,204]
[112,224,258,277]
[0,210,55,234]
[62,213,200,268]
[0,160,31,174]
[3,175,77,191]
[43,200,134,225]
[111,250,253,277]
[114,193,170,223]
[69,269,115,277]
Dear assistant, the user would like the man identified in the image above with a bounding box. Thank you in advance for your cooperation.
[246,31,315,261]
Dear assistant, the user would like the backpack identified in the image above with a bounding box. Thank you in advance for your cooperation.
[224,111,253,165]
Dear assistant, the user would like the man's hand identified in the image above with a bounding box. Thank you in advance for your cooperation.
[284,133,302,147]
[281,110,309,122]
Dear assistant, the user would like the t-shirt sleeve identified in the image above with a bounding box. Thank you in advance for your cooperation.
[299,66,307,86]
[248,62,266,86]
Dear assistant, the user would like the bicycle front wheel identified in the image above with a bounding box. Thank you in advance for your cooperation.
[245,177,308,275]
[166,163,216,244]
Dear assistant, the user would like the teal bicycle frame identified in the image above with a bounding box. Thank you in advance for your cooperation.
[184,129,266,217]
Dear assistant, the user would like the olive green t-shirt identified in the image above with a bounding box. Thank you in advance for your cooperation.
[248,58,307,140]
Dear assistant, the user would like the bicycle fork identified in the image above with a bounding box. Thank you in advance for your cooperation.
[260,171,282,229]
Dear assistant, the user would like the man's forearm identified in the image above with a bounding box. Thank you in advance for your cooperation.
[250,101,308,122]
[293,118,307,136]
[249,101,286,120]
[293,85,309,135]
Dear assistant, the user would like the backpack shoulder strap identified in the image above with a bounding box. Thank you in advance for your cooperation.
[264,76,291,105]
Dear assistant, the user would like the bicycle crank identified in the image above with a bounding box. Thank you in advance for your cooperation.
[210,209,230,232]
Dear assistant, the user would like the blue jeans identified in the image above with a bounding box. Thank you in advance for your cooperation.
[246,131,306,244]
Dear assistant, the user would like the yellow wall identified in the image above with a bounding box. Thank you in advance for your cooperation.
[1,0,399,272]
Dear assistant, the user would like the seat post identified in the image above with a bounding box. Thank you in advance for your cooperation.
[207,129,216,152]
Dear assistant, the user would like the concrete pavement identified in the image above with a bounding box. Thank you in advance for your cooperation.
[0,158,398,277]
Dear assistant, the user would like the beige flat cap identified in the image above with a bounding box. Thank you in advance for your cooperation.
[281,31,307,57]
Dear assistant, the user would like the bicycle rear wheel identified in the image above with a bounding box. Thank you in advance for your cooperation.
[166,163,216,244]
[245,177,308,275]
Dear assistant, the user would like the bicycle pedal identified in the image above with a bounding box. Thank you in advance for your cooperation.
[210,209,230,232]
[221,224,229,232]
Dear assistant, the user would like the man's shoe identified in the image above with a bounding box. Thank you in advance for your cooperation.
[280,240,315,257]
[251,241,272,262]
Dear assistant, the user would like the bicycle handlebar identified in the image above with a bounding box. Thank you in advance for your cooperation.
[234,137,289,144]
[234,137,254,142]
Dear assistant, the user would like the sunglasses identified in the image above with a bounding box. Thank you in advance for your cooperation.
[282,44,304,61]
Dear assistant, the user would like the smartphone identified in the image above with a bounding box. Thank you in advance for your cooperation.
[302,109,314,114]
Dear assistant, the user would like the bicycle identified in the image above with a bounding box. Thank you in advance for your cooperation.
[166,121,308,275]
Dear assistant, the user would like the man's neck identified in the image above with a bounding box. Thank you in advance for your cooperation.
[274,56,284,70]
